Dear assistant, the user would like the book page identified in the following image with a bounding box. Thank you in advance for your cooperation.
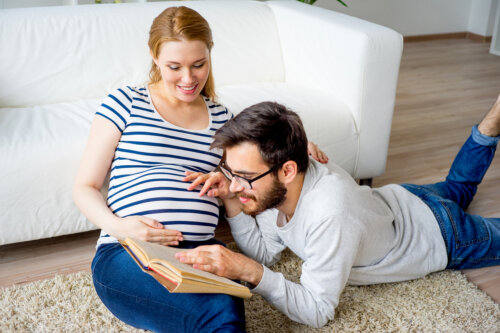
[128,238,244,288]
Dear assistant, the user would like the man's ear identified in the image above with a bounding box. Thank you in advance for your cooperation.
[280,160,298,185]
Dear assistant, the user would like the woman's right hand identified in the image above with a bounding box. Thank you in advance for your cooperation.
[118,216,183,246]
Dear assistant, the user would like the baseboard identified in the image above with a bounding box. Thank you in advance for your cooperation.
[466,32,493,43]
[404,32,492,43]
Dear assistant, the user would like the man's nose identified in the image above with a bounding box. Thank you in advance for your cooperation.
[229,177,244,193]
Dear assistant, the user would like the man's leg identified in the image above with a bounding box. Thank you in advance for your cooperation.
[415,95,500,209]
[401,95,500,268]
[437,203,500,269]
[478,93,500,138]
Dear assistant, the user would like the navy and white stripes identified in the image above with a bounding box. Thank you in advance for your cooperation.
[96,86,232,246]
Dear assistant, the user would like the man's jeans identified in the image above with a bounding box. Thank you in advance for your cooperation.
[92,239,245,333]
[401,125,500,269]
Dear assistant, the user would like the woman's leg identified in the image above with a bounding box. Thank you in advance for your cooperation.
[91,243,245,333]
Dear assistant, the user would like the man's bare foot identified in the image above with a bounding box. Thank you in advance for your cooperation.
[478,94,500,137]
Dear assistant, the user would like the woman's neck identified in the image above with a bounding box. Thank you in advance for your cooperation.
[148,82,208,130]
[149,81,202,109]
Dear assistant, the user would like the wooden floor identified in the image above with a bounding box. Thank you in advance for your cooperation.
[1,38,499,303]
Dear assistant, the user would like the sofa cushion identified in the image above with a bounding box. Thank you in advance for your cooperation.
[0,101,99,244]
[217,83,358,175]
[0,1,284,108]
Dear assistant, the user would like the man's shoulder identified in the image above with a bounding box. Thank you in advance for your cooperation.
[303,164,354,203]
[299,162,363,223]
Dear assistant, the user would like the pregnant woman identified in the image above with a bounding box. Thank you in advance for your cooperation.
[73,6,326,332]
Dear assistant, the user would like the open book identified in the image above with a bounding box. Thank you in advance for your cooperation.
[120,237,252,299]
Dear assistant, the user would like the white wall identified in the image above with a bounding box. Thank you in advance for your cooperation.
[0,0,141,8]
[1,0,74,8]
[315,0,498,37]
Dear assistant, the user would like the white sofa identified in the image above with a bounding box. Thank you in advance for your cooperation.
[0,0,402,245]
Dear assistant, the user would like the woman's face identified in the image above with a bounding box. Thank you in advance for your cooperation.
[153,39,210,103]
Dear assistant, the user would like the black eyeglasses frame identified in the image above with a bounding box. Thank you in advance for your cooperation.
[219,161,280,190]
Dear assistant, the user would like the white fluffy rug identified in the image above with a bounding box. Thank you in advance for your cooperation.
[1,249,499,332]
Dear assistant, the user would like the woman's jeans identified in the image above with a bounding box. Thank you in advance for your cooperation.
[401,125,500,269]
[92,238,245,333]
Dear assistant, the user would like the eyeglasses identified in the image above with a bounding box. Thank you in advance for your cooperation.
[219,161,280,190]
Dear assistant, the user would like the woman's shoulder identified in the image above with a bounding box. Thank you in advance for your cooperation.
[98,85,149,123]
[203,96,232,121]
[106,85,149,101]
[125,85,148,97]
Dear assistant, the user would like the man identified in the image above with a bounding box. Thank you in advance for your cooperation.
[178,97,500,328]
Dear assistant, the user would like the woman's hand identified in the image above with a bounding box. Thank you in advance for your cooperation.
[307,141,329,164]
[118,216,183,246]
[183,171,234,199]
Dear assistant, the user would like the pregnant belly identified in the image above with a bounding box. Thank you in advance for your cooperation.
[108,182,220,241]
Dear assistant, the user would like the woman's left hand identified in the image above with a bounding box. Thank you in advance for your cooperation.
[307,141,329,164]
[183,171,234,199]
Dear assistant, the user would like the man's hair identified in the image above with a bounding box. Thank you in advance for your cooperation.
[211,102,310,173]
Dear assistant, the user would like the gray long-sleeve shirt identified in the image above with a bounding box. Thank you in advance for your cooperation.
[227,159,447,328]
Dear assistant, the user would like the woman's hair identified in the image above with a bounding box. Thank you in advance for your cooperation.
[211,102,310,174]
[148,6,216,101]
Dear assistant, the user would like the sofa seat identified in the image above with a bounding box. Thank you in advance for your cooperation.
[0,101,99,244]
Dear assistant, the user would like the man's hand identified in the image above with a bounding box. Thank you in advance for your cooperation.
[183,171,235,199]
[175,245,263,286]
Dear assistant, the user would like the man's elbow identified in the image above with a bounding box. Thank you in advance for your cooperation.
[309,315,332,329]
[303,306,335,328]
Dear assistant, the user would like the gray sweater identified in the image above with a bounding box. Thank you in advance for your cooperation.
[227,159,447,328]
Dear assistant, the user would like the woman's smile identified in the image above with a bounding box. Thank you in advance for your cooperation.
[177,83,198,95]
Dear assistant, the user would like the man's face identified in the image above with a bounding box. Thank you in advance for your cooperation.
[225,142,287,217]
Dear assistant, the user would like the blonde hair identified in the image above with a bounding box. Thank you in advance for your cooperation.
[148,6,216,101]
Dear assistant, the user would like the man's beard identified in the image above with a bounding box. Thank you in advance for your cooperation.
[240,177,287,217]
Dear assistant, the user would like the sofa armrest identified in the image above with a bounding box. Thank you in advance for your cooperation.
[268,1,403,179]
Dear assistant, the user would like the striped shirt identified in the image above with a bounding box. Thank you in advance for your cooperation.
[96,86,232,247]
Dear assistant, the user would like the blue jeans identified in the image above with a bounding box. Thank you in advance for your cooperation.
[92,239,246,333]
[401,125,500,269]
